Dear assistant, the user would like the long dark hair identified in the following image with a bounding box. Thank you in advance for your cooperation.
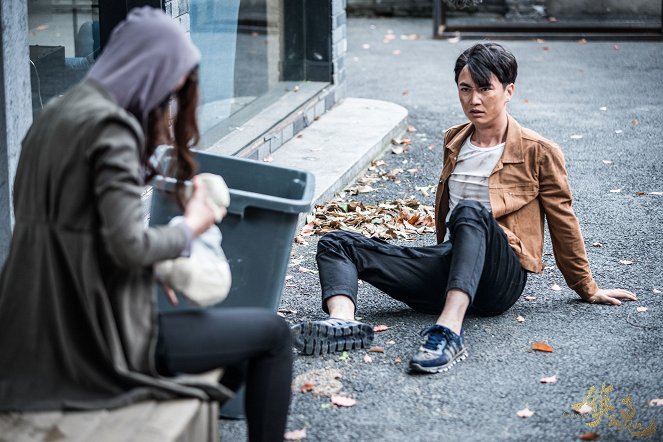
[141,68,200,208]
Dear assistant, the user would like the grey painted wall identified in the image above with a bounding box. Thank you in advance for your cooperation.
[0,0,32,265]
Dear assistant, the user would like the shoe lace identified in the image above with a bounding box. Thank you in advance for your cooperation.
[420,325,450,351]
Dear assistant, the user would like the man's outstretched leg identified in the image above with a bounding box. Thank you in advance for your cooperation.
[291,294,374,355]
[292,231,454,355]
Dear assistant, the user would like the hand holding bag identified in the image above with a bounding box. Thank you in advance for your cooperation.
[155,173,232,307]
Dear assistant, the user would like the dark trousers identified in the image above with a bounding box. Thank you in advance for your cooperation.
[316,200,527,317]
[155,308,292,442]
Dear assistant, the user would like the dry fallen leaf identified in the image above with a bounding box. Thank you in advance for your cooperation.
[331,395,357,407]
[300,222,315,236]
[300,383,315,393]
[391,145,404,155]
[540,375,558,384]
[591,242,603,247]
[407,125,417,133]
[579,432,599,441]
[531,342,554,353]
[292,369,343,396]
[649,398,663,406]
[550,284,562,291]
[516,407,534,418]
[516,315,525,323]
[304,198,435,240]
[619,260,633,265]
[368,346,385,353]
[284,428,307,440]
[415,185,435,197]
[373,324,389,332]
[394,357,402,363]
[575,403,593,415]
[363,355,373,363]
[525,295,537,301]
[636,306,648,313]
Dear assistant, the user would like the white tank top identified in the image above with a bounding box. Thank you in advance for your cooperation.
[444,137,504,241]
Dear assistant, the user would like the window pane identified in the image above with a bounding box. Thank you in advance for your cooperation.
[28,0,100,116]
[191,0,300,138]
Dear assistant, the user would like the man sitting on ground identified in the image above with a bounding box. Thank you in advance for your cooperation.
[292,43,636,374]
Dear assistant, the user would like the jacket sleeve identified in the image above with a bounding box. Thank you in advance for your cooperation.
[88,120,187,268]
[538,143,598,300]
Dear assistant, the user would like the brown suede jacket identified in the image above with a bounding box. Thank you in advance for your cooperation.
[434,115,599,300]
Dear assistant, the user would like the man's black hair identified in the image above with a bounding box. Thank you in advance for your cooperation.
[454,43,518,88]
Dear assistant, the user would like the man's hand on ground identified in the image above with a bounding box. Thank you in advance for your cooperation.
[586,288,638,305]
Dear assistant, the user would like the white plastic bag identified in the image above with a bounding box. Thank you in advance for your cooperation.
[155,218,232,307]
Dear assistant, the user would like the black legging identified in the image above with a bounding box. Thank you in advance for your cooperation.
[156,307,292,442]
[317,200,527,317]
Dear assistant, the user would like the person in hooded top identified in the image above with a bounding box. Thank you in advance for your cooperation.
[0,7,291,442]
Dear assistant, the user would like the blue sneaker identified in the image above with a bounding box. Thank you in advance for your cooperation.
[409,325,467,374]
[292,318,374,356]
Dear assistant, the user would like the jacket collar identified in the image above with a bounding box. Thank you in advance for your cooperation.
[445,114,524,165]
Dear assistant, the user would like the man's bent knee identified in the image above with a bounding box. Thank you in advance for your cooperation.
[317,230,356,254]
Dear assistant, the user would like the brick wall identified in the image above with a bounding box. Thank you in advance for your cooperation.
[246,0,347,160]
[164,0,191,32]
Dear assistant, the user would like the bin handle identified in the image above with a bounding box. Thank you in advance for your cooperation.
[150,175,314,218]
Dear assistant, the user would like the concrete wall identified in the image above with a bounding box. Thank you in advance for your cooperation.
[347,0,507,17]
[546,0,661,18]
[348,0,660,18]
[0,0,32,264]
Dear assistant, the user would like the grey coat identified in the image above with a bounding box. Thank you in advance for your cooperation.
[0,80,229,411]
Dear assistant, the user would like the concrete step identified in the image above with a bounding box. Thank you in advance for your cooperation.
[269,97,408,204]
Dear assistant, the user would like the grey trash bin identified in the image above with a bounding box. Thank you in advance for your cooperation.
[149,150,314,418]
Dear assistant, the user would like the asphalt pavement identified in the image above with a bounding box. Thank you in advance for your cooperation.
[222,17,663,441]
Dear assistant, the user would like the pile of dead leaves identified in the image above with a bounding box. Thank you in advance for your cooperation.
[300,198,436,240]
